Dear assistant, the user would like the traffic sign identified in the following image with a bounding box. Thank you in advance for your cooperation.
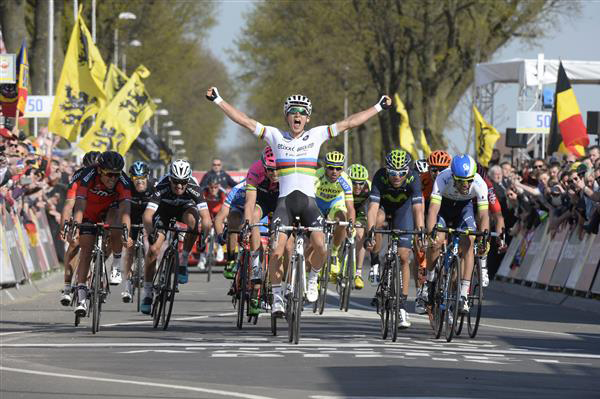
[516,111,552,134]
[24,96,54,118]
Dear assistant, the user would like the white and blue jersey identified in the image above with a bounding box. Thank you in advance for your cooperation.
[224,180,247,212]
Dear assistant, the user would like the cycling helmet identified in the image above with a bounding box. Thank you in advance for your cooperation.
[98,151,125,171]
[427,150,452,168]
[82,151,101,167]
[325,151,345,167]
[283,94,312,116]
[385,149,411,170]
[169,159,192,180]
[347,164,368,181]
[415,159,429,174]
[129,161,149,177]
[261,146,276,168]
[451,154,476,179]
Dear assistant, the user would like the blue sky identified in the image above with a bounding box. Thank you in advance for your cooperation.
[208,0,600,152]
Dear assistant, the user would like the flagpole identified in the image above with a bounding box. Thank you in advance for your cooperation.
[92,0,96,43]
[48,0,54,96]
[73,0,78,23]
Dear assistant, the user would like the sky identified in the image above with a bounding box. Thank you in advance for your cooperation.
[207,0,600,153]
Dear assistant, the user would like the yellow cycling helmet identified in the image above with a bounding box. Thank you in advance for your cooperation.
[325,151,345,167]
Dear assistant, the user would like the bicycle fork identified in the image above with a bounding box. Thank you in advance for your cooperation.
[288,235,306,301]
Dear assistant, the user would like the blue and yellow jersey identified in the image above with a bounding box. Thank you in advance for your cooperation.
[314,167,353,212]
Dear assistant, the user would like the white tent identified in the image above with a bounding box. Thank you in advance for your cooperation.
[475,58,600,88]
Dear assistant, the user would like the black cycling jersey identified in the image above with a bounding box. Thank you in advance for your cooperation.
[130,178,156,219]
[369,168,423,210]
[147,175,205,211]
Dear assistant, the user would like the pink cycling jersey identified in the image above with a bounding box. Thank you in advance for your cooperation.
[246,160,278,192]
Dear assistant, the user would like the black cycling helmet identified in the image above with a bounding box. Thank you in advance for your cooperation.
[129,161,149,177]
[98,151,125,171]
[82,151,101,167]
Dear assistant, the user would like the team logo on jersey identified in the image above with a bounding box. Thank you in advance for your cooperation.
[463,164,469,172]
[89,188,113,197]
[302,134,310,141]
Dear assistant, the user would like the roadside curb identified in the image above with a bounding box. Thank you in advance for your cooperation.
[489,280,600,315]
[0,271,63,305]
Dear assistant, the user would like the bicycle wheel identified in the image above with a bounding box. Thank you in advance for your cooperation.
[378,263,390,340]
[152,254,168,329]
[432,259,445,339]
[287,257,297,343]
[315,247,331,315]
[444,257,461,342]
[340,243,353,312]
[391,254,402,342]
[292,254,304,344]
[162,251,178,330]
[135,245,144,313]
[207,232,215,282]
[468,259,483,338]
[236,251,249,330]
[91,250,103,334]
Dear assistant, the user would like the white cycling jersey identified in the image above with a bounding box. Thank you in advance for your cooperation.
[253,122,339,197]
[430,169,489,210]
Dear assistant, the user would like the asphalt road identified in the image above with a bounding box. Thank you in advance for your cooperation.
[1,268,599,399]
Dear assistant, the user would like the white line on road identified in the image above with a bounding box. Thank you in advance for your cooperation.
[3,341,599,360]
[0,366,276,399]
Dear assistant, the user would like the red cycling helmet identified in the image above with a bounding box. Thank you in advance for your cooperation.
[261,146,276,168]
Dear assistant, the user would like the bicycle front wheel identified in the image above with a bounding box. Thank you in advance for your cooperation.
[292,254,304,344]
[340,243,354,312]
[236,251,249,330]
[207,233,215,282]
[135,245,144,313]
[91,250,103,334]
[444,256,461,342]
[468,259,483,338]
[152,253,169,329]
[315,249,331,315]
[432,258,445,339]
[162,250,178,330]
[391,254,402,342]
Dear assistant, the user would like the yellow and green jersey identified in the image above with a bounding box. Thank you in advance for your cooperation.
[314,167,353,214]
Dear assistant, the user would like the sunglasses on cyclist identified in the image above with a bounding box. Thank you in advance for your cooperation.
[326,166,343,171]
[131,175,147,182]
[265,167,277,172]
[286,106,309,116]
[429,166,443,173]
[453,175,474,184]
[170,177,189,186]
[352,180,366,186]
[100,169,121,178]
[387,168,409,177]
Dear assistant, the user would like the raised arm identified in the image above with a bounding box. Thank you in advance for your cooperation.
[335,95,392,133]
[206,87,257,132]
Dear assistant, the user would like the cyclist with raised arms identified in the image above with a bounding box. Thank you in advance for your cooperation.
[121,161,155,303]
[69,151,133,317]
[214,179,247,279]
[414,150,451,314]
[365,150,425,328]
[314,151,355,281]
[206,86,391,315]
[347,163,374,289]
[422,154,490,314]
[243,146,280,315]
[140,160,211,314]
[59,150,101,306]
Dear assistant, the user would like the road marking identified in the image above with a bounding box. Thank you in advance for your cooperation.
[4,341,598,360]
[0,366,276,399]
[534,359,560,363]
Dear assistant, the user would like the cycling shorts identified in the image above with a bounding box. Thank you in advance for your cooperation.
[354,201,368,228]
[381,199,414,249]
[317,199,347,221]
[152,202,199,236]
[436,198,476,231]
[256,190,277,218]
[273,190,323,229]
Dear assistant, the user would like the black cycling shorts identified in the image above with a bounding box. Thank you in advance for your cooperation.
[152,202,199,235]
[380,199,414,249]
[256,190,278,218]
[273,190,323,229]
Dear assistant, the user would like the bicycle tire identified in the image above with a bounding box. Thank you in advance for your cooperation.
[135,245,143,313]
[152,253,168,329]
[468,259,483,338]
[292,254,304,344]
[236,251,249,330]
[444,256,461,342]
[91,250,102,334]
[207,232,215,282]
[340,243,353,312]
[432,258,445,339]
[392,254,402,342]
[378,263,389,340]
[162,250,178,330]
[315,248,331,315]
[287,256,296,343]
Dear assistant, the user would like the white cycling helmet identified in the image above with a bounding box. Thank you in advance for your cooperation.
[415,159,429,174]
[283,94,312,116]
[169,159,192,180]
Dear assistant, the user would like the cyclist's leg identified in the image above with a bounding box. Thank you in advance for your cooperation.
[74,226,95,315]
[178,206,200,283]
[61,241,79,304]
[372,207,387,253]
[224,209,242,278]
[106,207,124,285]
[458,202,477,308]
[122,225,140,302]
[142,213,167,314]
[355,225,366,289]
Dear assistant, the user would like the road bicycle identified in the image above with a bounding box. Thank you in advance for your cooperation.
[152,219,197,330]
[68,221,128,334]
[370,228,422,342]
[429,227,489,342]
[313,220,336,315]
[204,226,216,282]
[130,224,145,313]
[334,221,355,312]
[271,217,323,344]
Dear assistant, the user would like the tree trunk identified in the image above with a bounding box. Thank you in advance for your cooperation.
[0,0,26,53]
[52,0,64,91]
[30,0,49,95]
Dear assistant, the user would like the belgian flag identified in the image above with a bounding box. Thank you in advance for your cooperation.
[547,62,588,157]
